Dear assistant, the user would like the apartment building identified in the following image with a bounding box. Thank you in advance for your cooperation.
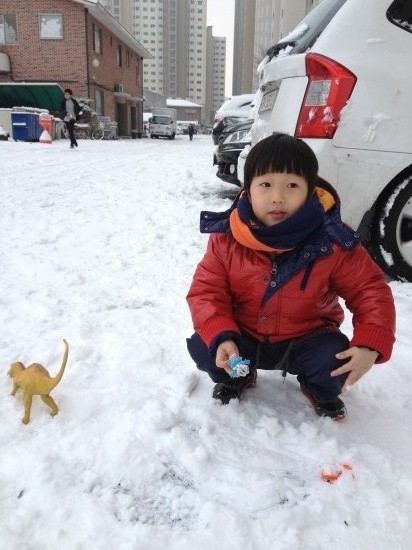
[130,0,164,95]
[233,0,324,94]
[0,0,151,135]
[233,0,256,96]
[205,27,226,124]
[100,0,133,32]
[101,0,227,122]
[128,0,207,109]
[255,0,323,54]
[183,0,207,108]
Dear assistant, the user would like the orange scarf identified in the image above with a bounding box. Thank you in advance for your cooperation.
[229,187,335,252]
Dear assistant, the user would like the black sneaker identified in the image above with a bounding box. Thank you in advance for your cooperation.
[70,144,74,149]
[300,384,346,421]
[212,369,257,404]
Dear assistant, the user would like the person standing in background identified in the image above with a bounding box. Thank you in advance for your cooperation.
[188,123,194,141]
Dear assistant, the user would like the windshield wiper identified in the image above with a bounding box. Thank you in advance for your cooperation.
[266,40,295,60]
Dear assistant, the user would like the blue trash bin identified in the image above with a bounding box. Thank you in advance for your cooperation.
[12,112,42,141]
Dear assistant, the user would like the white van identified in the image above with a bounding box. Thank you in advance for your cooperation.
[148,108,177,140]
[239,0,412,282]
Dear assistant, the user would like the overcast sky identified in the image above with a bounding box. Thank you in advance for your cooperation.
[207,0,235,97]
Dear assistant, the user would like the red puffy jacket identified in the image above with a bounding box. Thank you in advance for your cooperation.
[187,233,395,363]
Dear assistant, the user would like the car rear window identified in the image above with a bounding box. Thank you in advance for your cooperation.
[387,0,412,33]
[267,0,347,59]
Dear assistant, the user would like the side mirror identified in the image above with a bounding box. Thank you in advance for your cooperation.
[148,118,153,123]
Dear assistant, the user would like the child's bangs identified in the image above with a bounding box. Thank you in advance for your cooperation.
[253,141,309,179]
[244,133,319,192]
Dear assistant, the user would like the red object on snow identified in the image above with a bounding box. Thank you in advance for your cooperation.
[39,113,53,144]
[321,463,353,483]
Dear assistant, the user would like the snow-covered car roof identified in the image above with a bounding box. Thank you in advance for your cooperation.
[215,93,256,120]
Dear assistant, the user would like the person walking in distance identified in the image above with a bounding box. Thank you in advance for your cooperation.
[60,89,81,149]
[188,123,194,141]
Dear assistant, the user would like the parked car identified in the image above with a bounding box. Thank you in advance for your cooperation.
[212,115,250,145]
[238,0,412,282]
[176,123,185,135]
[213,119,253,186]
[212,94,255,145]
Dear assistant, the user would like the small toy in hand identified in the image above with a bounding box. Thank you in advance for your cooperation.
[228,355,250,378]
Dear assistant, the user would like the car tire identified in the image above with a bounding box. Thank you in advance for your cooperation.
[370,171,412,282]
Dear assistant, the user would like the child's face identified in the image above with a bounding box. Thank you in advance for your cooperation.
[249,171,309,226]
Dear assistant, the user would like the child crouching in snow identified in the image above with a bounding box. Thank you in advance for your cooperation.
[186,133,395,420]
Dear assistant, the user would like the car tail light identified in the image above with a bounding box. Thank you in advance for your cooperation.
[295,53,356,139]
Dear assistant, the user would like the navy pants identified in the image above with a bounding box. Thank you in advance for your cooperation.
[65,119,77,146]
[186,329,350,401]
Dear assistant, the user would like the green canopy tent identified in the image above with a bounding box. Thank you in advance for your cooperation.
[0,83,65,112]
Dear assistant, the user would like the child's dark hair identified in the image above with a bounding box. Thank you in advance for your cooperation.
[243,133,319,196]
[64,88,73,95]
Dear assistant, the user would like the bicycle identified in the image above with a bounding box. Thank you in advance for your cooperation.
[62,111,104,140]
[90,114,105,140]
[62,111,115,140]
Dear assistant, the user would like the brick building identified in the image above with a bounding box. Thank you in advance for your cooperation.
[0,0,152,135]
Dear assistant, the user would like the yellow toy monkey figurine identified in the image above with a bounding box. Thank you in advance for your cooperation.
[8,339,69,424]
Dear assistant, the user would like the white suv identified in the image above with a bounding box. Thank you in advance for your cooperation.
[239,0,412,281]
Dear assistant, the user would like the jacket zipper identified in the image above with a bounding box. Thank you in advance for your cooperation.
[271,259,281,336]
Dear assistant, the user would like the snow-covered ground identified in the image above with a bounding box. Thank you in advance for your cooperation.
[0,135,411,550]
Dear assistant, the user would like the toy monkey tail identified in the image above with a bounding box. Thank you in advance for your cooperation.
[51,339,69,390]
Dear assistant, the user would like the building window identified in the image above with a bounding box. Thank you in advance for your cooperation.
[117,44,122,66]
[95,90,104,116]
[93,24,103,53]
[126,50,130,67]
[0,14,18,44]
[39,14,63,39]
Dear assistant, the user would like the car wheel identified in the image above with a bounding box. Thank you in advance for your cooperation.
[370,172,412,281]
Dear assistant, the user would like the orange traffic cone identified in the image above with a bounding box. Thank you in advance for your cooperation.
[39,128,52,144]
[39,113,53,144]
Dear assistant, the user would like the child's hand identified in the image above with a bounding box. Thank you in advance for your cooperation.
[216,340,239,374]
[331,346,379,391]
